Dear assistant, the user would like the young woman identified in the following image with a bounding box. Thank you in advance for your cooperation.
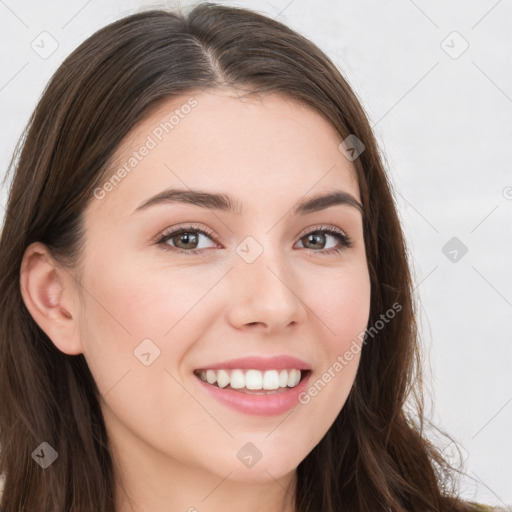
[0,3,501,511]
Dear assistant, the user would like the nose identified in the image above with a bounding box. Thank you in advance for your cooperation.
[225,246,308,334]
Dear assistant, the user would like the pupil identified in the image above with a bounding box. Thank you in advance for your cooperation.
[177,232,197,248]
[308,233,324,248]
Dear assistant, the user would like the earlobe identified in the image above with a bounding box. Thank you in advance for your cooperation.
[19,242,83,355]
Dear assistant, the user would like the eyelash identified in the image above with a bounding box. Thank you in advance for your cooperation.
[154,223,353,256]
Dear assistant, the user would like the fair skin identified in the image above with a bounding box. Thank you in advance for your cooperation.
[20,89,371,512]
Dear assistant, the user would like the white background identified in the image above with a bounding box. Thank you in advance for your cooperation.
[1,0,511,507]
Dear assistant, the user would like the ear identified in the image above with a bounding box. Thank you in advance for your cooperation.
[19,241,83,355]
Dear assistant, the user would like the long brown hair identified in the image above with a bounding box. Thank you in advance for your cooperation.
[0,3,474,511]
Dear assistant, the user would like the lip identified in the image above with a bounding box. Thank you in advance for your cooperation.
[193,367,312,417]
[194,355,311,371]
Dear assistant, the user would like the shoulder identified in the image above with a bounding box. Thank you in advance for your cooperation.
[466,502,511,512]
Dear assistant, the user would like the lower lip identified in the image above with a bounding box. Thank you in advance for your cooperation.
[194,371,312,416]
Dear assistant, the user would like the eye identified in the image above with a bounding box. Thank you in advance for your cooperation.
[154,224,353,255]
[295,225,353,255]
[155,223,219,255]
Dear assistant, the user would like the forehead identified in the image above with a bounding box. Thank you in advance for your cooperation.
[87,89,360,222]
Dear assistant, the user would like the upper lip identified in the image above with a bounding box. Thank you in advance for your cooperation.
[195,355,311,371]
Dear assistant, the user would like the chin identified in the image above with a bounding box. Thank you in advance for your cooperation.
[227,461,298,483]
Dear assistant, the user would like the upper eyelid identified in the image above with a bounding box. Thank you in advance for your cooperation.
[156,224,217,243]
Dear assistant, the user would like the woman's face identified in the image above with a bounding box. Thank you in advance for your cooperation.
[65,90,370,489]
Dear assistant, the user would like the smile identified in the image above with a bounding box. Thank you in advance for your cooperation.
[193,368,308,394]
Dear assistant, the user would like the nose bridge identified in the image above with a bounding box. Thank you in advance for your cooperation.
[225,233,307,331]
[236,231,291,290]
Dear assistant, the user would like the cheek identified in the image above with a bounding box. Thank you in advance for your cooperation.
[297,264,370,413]
[77,256,210,448]
[311,263,371,347]
[77,250,225,391]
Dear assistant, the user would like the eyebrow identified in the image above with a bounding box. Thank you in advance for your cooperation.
[131,187,363,216]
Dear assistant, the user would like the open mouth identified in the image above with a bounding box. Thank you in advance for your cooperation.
[193,368,312,395]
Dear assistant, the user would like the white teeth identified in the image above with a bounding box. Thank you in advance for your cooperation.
[278,369,288,387]
[217,369,230,388]
[206,369,216,384]
[263,370,280,390]
[287,369,301,387]
[197,368,304,390]
[245,369,263,390]
[230,369,245,389]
